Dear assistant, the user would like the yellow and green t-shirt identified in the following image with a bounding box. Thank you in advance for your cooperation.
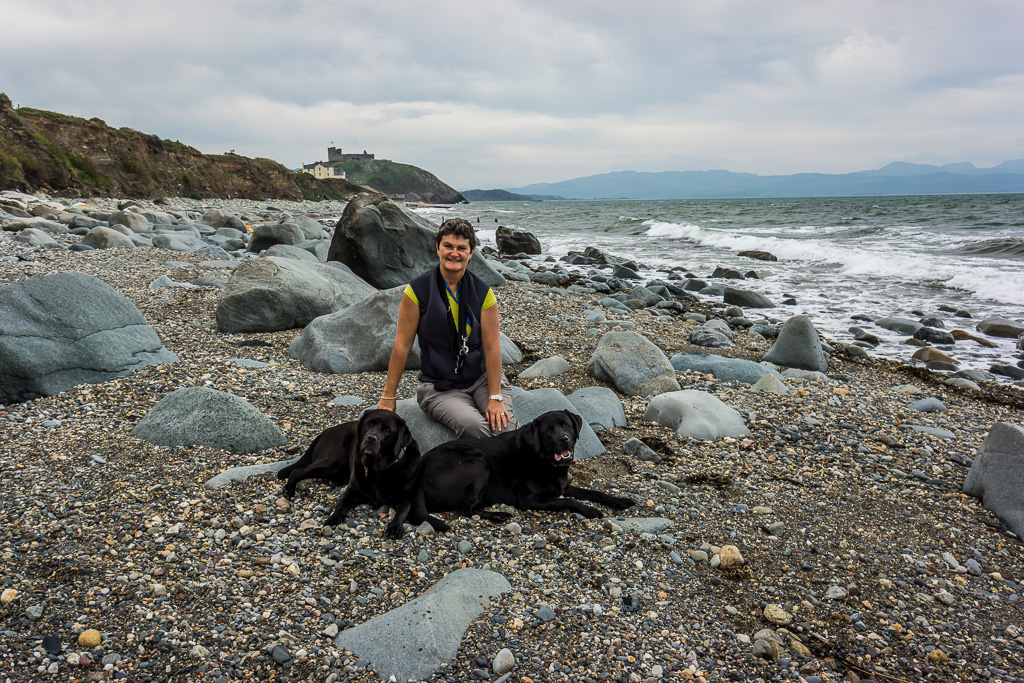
[404,284,496,335]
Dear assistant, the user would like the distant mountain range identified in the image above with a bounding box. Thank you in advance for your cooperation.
[497,160,1024,200]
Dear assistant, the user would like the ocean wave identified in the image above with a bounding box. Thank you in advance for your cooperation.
[951,237,1024,258]
[639,219,1024,301]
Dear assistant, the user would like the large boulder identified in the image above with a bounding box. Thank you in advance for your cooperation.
[587,331,680,397]
[107,210,152,233]
[326,193,505,289]
[723,287,774,309]
[689,326,736,349]
[290,287,522,373]
[761,315,828,372]
[12,228,60,247]
[280,216,326,240]
[132,387,287,453]
[334,569,510,683]
[82,226,134,249]
[914,327,956,345]
[216,257,376,333]
[507,387,605,458]
[495,226,542,254]
[290,287,421,373]
[875,317,923,336]
[644,390,750,441]
[565,386,627,432]
[394,387,605,458]
[670,352,781,385]
[201,209,247,230]
[976,317,1024,339]
[0,273,178,402]
[963,422,1024,539]
[248,222,306,253]
[151,233,207,252]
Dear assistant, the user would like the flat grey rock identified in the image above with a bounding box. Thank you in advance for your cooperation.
[900,424,955,439]
[204,458,297,489]
[670,352,781,385]
[132,387,287,453]
[229,358,270,368]
[334,568,510,682]
[518,355,571,379]
[609,517,674,533]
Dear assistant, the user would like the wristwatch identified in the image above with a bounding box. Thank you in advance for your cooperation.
[488,394,504,402]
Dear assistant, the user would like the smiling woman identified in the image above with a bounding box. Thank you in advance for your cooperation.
[375,218,519,439]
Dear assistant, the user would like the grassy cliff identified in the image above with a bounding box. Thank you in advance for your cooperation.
[0,94,364,201]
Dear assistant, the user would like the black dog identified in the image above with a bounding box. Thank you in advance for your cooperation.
[409,409,634,532]
[278,410,422,538]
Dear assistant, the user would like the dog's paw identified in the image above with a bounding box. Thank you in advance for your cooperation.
[384,522,405,539]
[430,519,451,533]
[281,487,296,500]
[608,497,636,510]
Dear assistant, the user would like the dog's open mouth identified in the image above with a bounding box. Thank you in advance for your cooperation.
[552,450,574,466]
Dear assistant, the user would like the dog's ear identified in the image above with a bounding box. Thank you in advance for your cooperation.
[397,423,416,456]
[566,410,583,438]
[522,420,543,453]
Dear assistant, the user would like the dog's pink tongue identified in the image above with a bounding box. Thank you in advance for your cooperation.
[555,451,571,461]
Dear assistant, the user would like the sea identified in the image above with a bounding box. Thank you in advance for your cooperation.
[409,194,1024,382]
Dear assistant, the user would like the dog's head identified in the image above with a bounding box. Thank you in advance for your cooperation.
[357,409,416,472]
[521,409,583,467]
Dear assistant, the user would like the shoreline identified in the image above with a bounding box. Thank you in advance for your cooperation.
[2,195,1024,682]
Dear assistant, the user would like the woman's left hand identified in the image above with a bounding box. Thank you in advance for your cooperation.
[486,399,509,432]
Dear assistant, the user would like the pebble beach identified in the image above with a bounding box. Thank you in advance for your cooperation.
[2,196,1024,683]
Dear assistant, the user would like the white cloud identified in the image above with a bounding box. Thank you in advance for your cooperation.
[2,0,1023,187]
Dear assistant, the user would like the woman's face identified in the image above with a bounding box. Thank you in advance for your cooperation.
[436,234,474,278]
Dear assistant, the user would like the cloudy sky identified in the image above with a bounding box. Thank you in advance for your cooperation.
[2,0,1022,189]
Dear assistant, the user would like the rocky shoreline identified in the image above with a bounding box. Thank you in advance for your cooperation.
[2,194,1024,683]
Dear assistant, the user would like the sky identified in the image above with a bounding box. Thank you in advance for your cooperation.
[2,0,1023,189]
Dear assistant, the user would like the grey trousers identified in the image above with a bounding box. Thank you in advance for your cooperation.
[416,372,519,439]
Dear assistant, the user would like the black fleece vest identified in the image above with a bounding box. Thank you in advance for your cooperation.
[409,267,490,389]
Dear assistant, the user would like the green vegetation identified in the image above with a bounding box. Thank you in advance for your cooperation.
[294,172,359,202]
[68,152,110,189]
[336,159,427,194]
[0,150,24,183]
[17,107,85,124]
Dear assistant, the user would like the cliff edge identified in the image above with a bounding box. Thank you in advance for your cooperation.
[0,94,363,200]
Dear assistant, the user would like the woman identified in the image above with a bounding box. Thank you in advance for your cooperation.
[376,218,517,437]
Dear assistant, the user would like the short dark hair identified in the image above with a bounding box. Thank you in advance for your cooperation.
[436,218,477,252]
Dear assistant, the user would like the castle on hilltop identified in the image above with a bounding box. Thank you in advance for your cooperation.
[300,146,375,180]
[328,146,374,163]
